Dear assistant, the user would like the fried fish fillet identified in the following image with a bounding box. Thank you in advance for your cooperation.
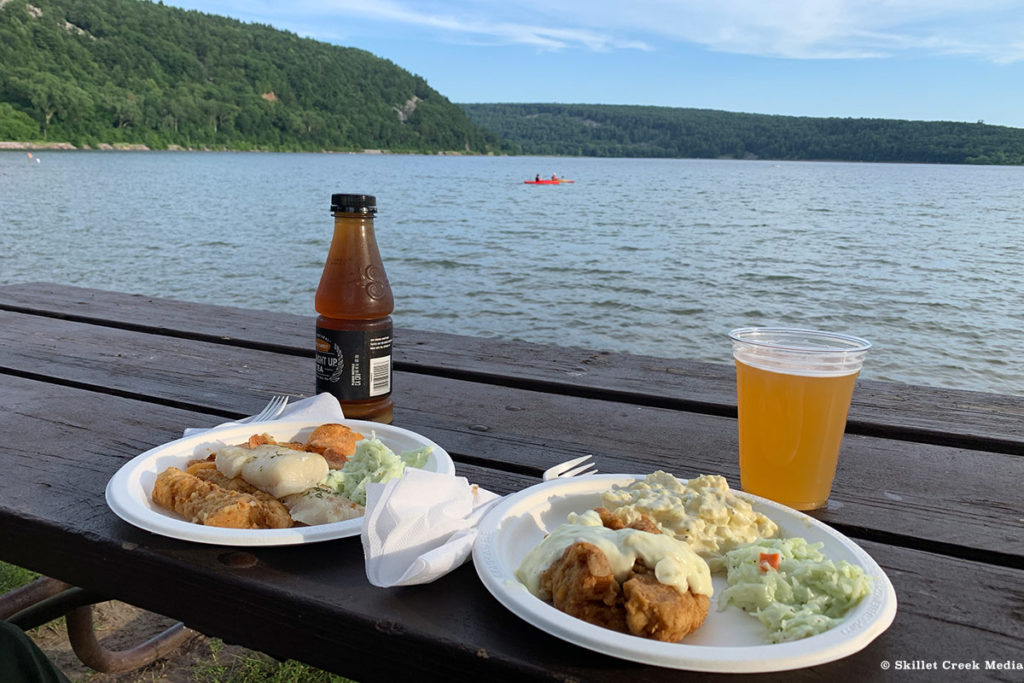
[540,541,626,632]
[185,461,292,528]
[245,433,305,450]
[595,506,662,534]
[538,508,710,642]
[622,568,710,642]
[152,466,291,529]
[304,423,363,468]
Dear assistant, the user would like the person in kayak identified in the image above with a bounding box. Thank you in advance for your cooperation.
[552,173,559,181]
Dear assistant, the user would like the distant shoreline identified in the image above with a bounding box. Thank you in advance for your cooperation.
[0,141,475,154]
[0,141,153,151]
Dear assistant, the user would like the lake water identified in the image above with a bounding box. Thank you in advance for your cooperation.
[1,151,1021,396]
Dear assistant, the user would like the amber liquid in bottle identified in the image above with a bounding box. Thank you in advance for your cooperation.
[314,194,394,423]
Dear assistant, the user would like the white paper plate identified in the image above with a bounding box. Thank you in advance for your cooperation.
[472,474,897,673]
[105,419,455,546]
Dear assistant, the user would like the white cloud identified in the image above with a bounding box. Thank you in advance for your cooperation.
[179,0,1024,62]
[285,0,652,51]
[543,0,1024,62]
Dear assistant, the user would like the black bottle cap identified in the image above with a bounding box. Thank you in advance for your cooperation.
[331,194,377,214]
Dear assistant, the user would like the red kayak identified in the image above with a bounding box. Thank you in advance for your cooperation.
[524,179,574,184]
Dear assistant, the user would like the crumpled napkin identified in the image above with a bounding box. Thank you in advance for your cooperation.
[362,468,502,587]
[182,393,345,437]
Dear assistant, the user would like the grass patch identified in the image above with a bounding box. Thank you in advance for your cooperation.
[0,561,40,593]
[193,639,356,683]
[0,562,66,643]
[2,562,356,683]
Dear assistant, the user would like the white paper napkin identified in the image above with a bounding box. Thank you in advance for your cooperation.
[182,393,345,437]
[362,468,502,587]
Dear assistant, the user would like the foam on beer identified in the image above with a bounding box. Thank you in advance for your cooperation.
[733,345,865,377]
[729,327,870,377]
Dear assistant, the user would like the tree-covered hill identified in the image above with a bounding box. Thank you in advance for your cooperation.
[4,0,1023,164]
[0,0,505,153]
[460,103,1024,165]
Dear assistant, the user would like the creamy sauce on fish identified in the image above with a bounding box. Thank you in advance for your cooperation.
[281,487,364,525]
[515,509,713,599]
[216,444,328,498]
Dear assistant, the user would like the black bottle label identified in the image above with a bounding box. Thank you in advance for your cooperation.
[315,324,393,401]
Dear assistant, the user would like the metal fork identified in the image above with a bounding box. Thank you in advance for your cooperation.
[542,454,598,481]
[240,395,289,424]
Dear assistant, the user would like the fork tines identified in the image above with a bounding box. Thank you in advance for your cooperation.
[542,454,598,480]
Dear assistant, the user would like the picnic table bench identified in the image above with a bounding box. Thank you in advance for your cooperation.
[0,282,1021,681]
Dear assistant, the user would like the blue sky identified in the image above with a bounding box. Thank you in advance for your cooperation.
[166,1,1024,129]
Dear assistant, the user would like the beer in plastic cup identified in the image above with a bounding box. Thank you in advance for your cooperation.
[729,328,871,510]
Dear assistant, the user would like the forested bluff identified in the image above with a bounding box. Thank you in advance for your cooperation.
[2,0,1023,165]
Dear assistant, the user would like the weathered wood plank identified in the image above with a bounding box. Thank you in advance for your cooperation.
[1,373,1020,573]
[0,384,1020,681]
[4,511,1021,683]
[3,284,1021,681]
[2,283,1022,451]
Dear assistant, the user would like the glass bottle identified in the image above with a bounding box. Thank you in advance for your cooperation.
[314,193,394,423]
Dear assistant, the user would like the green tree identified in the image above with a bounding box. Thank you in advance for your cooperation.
[0,102,39,139]
[0,0,508,153]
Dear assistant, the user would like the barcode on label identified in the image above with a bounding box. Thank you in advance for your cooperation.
[369,355,391,397]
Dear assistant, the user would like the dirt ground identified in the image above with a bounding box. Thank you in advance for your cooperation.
[28,600,257,682]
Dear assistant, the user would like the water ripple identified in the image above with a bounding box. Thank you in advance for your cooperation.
[1,152,1020,396]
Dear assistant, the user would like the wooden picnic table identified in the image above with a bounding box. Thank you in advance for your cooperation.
[0,282,1021,681]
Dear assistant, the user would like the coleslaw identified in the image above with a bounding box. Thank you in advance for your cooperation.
[718,537,872,642]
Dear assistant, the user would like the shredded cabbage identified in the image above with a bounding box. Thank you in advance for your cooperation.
[719,537,872,642]
[320,435,432,505]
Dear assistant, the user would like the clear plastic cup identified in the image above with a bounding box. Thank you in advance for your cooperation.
[729,327,871,510]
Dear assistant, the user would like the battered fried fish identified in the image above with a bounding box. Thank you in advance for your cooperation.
[537,508,710,642]
[622,568,710,642]
[539,541,626,632]
[245,433,305,450]
[595,506,662,534]
[304,423,363,468]
[152,466,291,529]
[185,461,293,528]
